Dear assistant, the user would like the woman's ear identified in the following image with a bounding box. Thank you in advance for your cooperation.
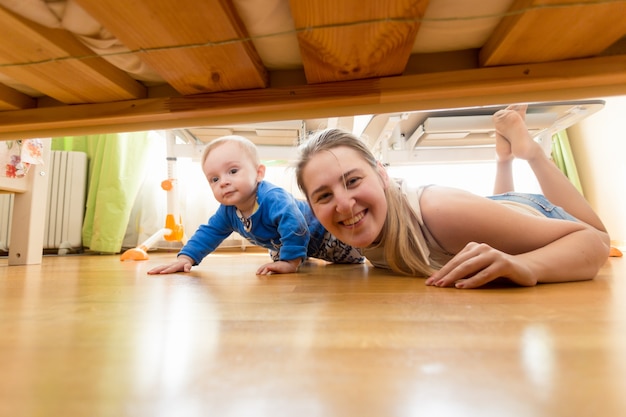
[376,161,390,188]
[256,164,266,182]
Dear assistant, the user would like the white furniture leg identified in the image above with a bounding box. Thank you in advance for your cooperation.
[8,141,51,265]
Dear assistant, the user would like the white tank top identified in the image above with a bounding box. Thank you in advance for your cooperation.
[362,185,543,271]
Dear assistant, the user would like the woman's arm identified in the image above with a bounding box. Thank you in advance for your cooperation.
[420,186,610,288]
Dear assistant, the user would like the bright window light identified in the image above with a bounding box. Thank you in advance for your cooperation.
[388,160,541,197]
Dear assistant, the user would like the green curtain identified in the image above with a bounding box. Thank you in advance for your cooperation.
[551,130,584,196]
[52,132,152,253]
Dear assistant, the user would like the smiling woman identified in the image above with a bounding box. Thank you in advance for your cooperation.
[295,106,611,289]
[298,135,392,250]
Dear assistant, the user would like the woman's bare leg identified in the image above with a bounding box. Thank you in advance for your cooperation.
[493,105,527,194]
[493,133,514,194]
[493,107,607,232]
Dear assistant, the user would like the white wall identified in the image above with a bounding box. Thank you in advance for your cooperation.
[568,95,626,247]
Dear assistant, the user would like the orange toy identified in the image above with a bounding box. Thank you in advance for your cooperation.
[121,157,185,261]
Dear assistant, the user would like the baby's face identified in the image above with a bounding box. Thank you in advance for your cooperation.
[203,141,261,207]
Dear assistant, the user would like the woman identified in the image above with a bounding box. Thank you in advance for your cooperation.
[295,105,610,289]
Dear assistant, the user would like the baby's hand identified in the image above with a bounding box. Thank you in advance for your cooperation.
[256,259,301,275]
[147,257,193,275]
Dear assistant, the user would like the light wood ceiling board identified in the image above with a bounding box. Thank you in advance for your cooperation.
[2,54,626,140]
[75,0,268,95]
[290,0,429,83]
[480,0,626,66]
[0,6,146,104]
[0,83,36,111]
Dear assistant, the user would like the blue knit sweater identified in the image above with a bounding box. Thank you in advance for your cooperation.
[179,181,328,264]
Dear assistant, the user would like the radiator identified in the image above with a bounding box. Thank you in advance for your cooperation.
[0,194,12,252]
[0,151,88,255]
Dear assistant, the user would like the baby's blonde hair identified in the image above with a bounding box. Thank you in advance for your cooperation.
[295,128,433,277]
[201,135,261,167]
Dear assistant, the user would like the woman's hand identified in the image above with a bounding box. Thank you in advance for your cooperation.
[425,242,537,289]
[256,259,302,275]
[147,256,194,275]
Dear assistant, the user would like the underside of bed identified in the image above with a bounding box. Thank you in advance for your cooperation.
[0,0,625,141]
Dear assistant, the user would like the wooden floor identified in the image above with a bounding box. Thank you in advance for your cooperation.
[1,249,625,417]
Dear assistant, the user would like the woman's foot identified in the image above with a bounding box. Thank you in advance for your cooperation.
[494,104,527,162]
[493,105,543,161]
[495,131,513,162]
[505,104,528,121]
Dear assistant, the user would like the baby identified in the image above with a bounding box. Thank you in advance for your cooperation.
[148,135,363,275]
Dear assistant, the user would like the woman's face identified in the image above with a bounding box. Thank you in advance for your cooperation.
[301,146,389,248]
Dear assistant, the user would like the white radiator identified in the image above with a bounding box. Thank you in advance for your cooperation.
[0,194,12,252]
[0,151,88,255]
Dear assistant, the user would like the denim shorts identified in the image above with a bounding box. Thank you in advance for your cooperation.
[487,192,578,221]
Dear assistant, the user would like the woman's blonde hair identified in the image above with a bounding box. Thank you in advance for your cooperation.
[295,128,433,277]
[201,135,261,167]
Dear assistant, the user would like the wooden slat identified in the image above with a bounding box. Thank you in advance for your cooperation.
[0,6,146,104]
[480,0,626,66]
[74,0,268,95]
[290,0,429,83]
[0,54,625,140]
[0,82,36,111]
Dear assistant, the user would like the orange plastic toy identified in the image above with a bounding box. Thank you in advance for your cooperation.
[121,158,185,261]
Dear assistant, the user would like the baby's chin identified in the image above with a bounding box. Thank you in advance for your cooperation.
[218,195,240,205]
